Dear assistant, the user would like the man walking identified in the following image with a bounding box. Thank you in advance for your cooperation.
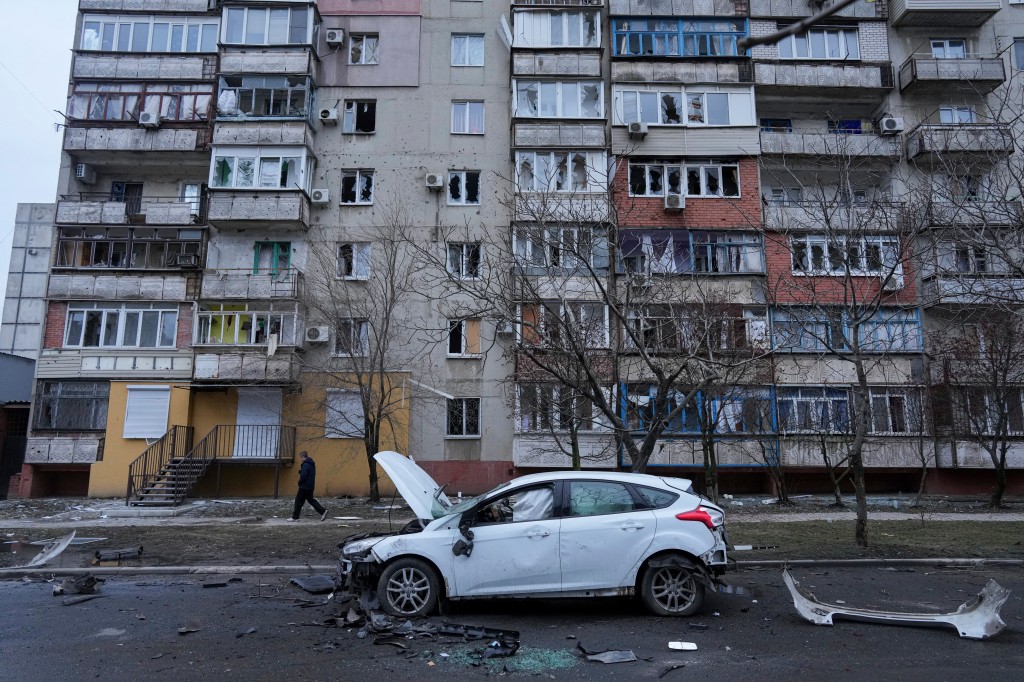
[289,451,328,521]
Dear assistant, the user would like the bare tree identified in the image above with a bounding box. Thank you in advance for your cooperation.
[300,202,433,501]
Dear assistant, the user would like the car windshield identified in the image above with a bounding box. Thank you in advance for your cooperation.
[440,480,512,517]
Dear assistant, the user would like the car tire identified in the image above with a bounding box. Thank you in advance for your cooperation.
[640,558,705,617]
[377,558,440,618]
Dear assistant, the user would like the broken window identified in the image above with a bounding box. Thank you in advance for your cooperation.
[684,160,740,197]
[446,397,481,437]
[451,34,484,65]
[34,381,109,432]
[515,81,602,119]
[69,82,213,122]
[210,146,308,190]
[340,170,374,204]
[349,34,379,64]
[55,227,202,270]
[335,318,369,356]
[448,171,481,205]
[195,303,296,345]
[447,242,481,279]
[451,101,484,134]
[343,100,376,133]
[515,151,603,192]
[619,88,752,126]
[337,242,371,279]
[612,18,744,56]
[448,318,481,356]
[870,388,922,434]
[629,163,682,196]
[217,76,309,118]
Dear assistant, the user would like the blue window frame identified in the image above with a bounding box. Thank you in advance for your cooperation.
[772,308,922,353]
[612,18,748,57]
[619,230,764,275]
[777,388,850,433]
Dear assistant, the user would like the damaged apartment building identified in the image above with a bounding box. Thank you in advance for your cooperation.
[5,0,1024,501]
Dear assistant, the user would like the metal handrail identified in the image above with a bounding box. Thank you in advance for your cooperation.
[125,425,194,505]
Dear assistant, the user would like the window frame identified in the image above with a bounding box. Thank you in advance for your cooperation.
[447,318,482,357]
[516,383,598,433]
[515,150,607,193]
[451,33,485,66]
[514,80,604,119]
[325,389,366,438]
[777,26,860,60]
[790,235,902,277]
[446,397,481,438]
[222,6,313,46]
[336,242,371,280]
[451,100,485,134]
[777,387,851,434]
[81,14,220,53]
[64,302,179,349]
[55,226,202,271]
[123,385,171,439]
[611,17,745,57]
[684,159,741,197]
[194,303,298,346]
[349,33,380,65]
[618,230,764,275]
[513,226,610,273]
[33,381,110,432]
[69,81,214,122]
[615,86,754,127]
[334,318,370,357]
[340,169,375,205]
[447,170,481,205]
[447,242,482,279]
[217,76,312,120]
[209,145,312,192]
[342,100,377,133]
[869,387,922,434]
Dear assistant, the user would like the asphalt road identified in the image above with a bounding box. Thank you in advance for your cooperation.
[1,565,1021,681]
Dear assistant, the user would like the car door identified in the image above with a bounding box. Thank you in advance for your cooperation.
[558,480,656,591]
[449,483,560,597]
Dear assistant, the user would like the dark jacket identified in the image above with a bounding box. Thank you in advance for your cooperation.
[297,457,316,491]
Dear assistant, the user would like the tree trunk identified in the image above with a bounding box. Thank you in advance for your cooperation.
[851,367,871,547]
[702,438,719,503]
[990,459,1007,508]
[571,435,581,471]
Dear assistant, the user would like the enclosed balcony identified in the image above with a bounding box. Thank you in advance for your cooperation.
[192,351,301,383]
[201,268,304,300]
[889,0,1001,27]
[762,200,907,232]
[51,224,204,282]
[71,52,217,81]
[921,276,1024,307]
[56,193,208,226]
[899,55,1005,94]
[754,62,894,98]
[63,126,212,168]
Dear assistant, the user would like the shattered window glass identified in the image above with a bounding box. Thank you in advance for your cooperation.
[448,171,481,205]
[341,170,374,204]
[517,82,539,116]
[661,93,682,124]
[350,34,379,64]
[343,101,376,133]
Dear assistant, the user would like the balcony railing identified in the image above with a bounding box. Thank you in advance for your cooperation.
[921,275,1024,306]
[759,131,900,158]
[754,62,894,92]
[201,268,304,299]
[206,190,310,230]
[762,200,907,231]
[906,123,1014,161]
[899,55,1005,94]
[928,200,1023,226]
[57,193,208,225]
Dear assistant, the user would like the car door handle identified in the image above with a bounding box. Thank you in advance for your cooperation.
[526,529,550,539]
[620,522,645,531]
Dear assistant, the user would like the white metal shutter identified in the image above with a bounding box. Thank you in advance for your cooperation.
[123,386,171,439]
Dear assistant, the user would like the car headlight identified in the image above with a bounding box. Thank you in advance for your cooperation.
[342,537,382,559]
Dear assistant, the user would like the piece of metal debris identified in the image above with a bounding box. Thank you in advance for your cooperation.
[668,642,697,651]
[783,568,1010,640]
[289,574,336,594]
[586,650,637,664]
[374,636,410,649]
[21,531,76,568]
[660,663,686,678]
[62,594,107,606]
[439,622,520,657]
[177,622,202,635]
[53,573,98,596]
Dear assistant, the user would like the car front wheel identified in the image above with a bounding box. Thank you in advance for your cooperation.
[377,558,440,617]
[640,559,705,617]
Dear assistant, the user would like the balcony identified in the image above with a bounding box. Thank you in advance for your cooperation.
[754,62,894,98]
[890,0,1001,27]
[201,268,304,300]
[762,201,906,232]
[513,122,605,148]
[193,351,301,384]
[72,53,217,81]
[747,0,883,19]
[218,48,318,81]
[921,275,1024,306]
[906,124,1014,163]
[609,61,752,86]
[79,0,213,10]
[206,190,310,230]
[56,194,208,226]
[513,52,602,78]
[928,201,1023,227]
[899,56,1005,94]
[514,193,612,223]
[759,131,900,158]
[63,126,212,168]
[47,273,190,301]
[24,436,104,465]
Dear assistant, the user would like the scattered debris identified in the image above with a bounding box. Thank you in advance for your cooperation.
[289,575,336,594]
[660,663,686,678]
[93,547,143,566]
[783,568,1010,640]
[177,621,202,635]
[585,650,637,664]
[27,537,106,546]
[374,636,410,649]
[688,623,709,631]
[668,642,697,651]
[21,531,76,568]
[334,516,362,520]
[202,581,228,589]
[439,622,520,657]
[372,505,401,510]
[62,594,107,606]
[53,573,99,596]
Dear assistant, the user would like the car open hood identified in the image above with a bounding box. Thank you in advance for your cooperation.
[374,451,452,521]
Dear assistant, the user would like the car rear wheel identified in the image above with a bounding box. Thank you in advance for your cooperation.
[377,558,440,617]
[640,560,705,617]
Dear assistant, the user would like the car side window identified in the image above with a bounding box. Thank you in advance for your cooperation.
[568,481,638,517]
[635,485,678,509]
[474,484,554,525]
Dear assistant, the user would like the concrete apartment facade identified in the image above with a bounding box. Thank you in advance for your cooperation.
[6,0,1024,500]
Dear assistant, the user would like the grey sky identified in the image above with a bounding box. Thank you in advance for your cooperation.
[0,1,77,309]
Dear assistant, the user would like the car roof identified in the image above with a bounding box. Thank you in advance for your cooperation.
[500,470,692,491]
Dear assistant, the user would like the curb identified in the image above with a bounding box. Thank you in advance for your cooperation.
[735,558,1024,568]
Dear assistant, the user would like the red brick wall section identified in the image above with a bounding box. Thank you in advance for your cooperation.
[416,460,516,496]
[614,158,762,231]
[43,302,67,349]
[177,303,193,349]
[762,231,919,306]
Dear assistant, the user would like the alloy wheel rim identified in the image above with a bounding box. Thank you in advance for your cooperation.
[385,567,430,613]
[651,566,697,612]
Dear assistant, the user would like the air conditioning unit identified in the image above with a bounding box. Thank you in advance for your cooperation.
[664,193,685,213]
[75,163,96,185]
[325,29,345,46]
[138,111,160,128]
[881,273,905,292]
[629,275,653,290]
[319,108,339,125]
[310,188,330,204]
[879,116,905,135]
[305,326,330,344]
[425,173,445,190]
[495,319,515,336]
[175,253,200,268]
[628,121,649,139]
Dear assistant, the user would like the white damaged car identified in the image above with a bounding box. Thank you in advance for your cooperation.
[339,451,729,618]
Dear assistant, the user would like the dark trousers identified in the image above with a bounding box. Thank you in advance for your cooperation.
[292,488,325,519]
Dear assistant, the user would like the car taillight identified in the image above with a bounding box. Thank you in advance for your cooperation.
[676,506,723,530]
